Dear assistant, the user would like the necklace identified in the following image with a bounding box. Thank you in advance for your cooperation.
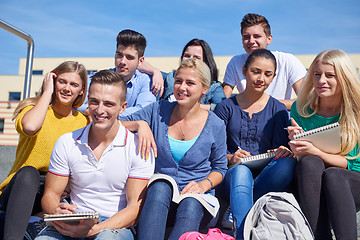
[178,122,186,141]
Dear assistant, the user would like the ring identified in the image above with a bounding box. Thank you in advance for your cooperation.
[161,86,164,89]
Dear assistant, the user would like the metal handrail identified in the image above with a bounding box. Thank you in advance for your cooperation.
[0,19,34,100]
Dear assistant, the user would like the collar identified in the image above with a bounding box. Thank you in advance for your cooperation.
[75,121,128,147]
[125,69,140,86]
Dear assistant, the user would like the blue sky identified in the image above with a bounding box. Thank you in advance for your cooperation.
[0,0,359,75]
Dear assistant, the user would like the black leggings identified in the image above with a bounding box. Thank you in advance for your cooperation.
[295,155,360,240]
[0,166,45,240]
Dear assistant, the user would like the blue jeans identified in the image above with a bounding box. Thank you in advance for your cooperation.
[218,156,296,240]
[137,180,212,240]
[35,216,134,240]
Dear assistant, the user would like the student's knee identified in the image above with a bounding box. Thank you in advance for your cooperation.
[323,167,345,188]
[177,198,204,220]
[146,180,172,203]
[297,155,324,170]
[14,166,40,188]
[229,165,252,185]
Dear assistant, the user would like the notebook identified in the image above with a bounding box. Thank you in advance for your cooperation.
[43,212,99,226]
[148,173,220,217]
[229,152,276,170]
[293,122,341,154]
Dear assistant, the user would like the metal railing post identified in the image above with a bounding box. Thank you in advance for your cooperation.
[0,19,34,100]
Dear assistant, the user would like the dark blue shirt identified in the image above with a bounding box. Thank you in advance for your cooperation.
[214,96,289,155]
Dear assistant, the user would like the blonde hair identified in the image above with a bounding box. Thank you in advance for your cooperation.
[12,61,87,120]
[296,49,360,158]
[175,58,211,89]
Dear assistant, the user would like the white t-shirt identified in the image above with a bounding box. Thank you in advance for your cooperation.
[48,122,155,218]
[223,51,307,100]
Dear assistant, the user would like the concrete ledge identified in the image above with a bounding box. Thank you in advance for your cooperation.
[0,145,16,183]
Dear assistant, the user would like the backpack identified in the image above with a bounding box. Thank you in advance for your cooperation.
[179,228,235,240]
[243,192,314,240]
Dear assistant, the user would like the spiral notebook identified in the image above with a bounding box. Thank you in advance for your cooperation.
[44,212,99,226]
[229,152,276,170]
[293,122,341,154]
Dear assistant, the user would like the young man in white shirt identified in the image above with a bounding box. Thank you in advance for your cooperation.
[222,13,307,110]
[36,70,155,240]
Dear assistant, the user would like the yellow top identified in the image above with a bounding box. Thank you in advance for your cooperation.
[0,106,89,193]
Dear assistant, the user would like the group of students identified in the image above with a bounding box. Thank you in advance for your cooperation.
[0,12,359,240]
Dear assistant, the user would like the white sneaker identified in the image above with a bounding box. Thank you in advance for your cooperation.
[221,206,234,229]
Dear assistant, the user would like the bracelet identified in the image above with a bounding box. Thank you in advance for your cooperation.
[206,178,213,189]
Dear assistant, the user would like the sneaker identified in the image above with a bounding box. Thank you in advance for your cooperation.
[24,219,46,240]
[221,206,234,229]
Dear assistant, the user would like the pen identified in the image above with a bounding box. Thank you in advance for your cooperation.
[60,196,69,204]
[284,127,303,130]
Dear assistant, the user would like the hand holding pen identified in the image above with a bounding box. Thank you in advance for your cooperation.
[229,146,251,165]
[55,195,77,214]
[285,118,304,140]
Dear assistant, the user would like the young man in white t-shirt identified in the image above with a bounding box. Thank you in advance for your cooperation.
[37,70,155,240]
[222,13,307,110]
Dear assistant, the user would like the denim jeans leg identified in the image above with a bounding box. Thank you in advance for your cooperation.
[253,156,297,201]
[137,180,173,240]
[95,228,134,240]
[169,197,205,240]
[35,226,73,240]
[228,165,253,240]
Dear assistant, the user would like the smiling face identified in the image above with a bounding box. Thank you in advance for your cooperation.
[114,44,144,82]
[54,72,84,107]
[88,82,127,132]
[173,68,207,105]
[313,61,342,100]
[182,45,204,61]
[243,57,276,93]
[242,24,272,54]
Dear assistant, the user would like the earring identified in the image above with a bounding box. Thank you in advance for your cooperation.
[202,92,205,95]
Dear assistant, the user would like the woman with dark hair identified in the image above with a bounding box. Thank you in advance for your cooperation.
[180,39,218,85]
[0,61,89,239]
[214,49,296,239]
[139,38,226,110]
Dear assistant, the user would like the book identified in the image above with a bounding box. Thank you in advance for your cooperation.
[229,152,276,170]
[43,212,99,226]
[148,173,220,217]
[293,122,341,154]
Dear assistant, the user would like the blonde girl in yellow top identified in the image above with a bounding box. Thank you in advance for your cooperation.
[0,61,89,240]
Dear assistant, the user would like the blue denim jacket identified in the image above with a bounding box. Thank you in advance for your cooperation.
[121,101,228,194]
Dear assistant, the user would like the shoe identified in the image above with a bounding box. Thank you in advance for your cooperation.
[24,219,46,240]
[221,206,234,229]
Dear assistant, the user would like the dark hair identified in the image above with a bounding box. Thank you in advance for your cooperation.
[90,70,127,103]
[181,38,219,83]
[243,49,277,73]
[116,29,147,57]
[241,13,271,37]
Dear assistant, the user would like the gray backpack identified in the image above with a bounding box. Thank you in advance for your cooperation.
[243,192,314,240]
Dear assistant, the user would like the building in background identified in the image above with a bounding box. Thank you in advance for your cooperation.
[0,54,359,145]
